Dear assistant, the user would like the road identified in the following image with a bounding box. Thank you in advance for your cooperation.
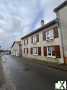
[1,55,67,90]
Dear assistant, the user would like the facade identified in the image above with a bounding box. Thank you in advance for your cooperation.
[21,20,64,64]
[54,0,67,64]
[11,41,22,56]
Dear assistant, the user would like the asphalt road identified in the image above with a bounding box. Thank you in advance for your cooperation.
[1,55,67,90]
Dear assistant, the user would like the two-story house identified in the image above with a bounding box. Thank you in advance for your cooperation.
[21,19,64,64]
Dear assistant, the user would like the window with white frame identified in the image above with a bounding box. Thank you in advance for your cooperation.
[33,47,38,55]
[47,47,55,57]
[46,30,54,40]
[32,36,36,43]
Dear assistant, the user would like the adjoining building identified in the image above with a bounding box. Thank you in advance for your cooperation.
[11,41,22,56]
[21,19,64,64]
[54,0,67,64]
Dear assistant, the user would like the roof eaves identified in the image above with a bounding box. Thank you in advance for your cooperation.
[54,0,67,12]
[21,19,58,40]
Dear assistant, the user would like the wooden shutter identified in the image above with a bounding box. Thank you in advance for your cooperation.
[31,36,33,43]
[38,47,41,56]
[27,39,28,44]
[36,34,39,42]
[43,31,46,40]
[24,48,25,53]
[54,27,58,38]
[43,47,47,56]
[24,40,25,45]
[55,46,61,58]
[27,48,28,54]
[30,48,33,54]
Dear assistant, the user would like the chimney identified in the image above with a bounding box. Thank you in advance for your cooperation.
[41,20,44,26]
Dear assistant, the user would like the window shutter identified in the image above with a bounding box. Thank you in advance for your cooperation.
[30,48,33,54]
[54,27,58,38]
[24,48,25,54]
[27,39,28,44]
[55,46,61,58]
[43,47,47,56]
[24,40,25,45]
[36,34,39,42]
[27,48,28,54]
[38,47,41,56]
[31,36,33,43]
[43,31,46,40]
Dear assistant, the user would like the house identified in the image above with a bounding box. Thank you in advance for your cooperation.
[11,41,22,56]
[54,0,67,64]
[21,19,64,64]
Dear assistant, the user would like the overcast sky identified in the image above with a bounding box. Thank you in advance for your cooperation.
[0,0,65,49]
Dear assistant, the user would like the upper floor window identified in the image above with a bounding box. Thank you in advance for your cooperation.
[31,34,39,43]
[43,26,58,41]
[46,30,54,40]
[24,39,28,45]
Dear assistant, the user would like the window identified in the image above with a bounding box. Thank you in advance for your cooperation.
[33,36,36,43]
[46,30,54,40]
[31,34,39,43]
[33,47,38,55]
[24,48,28,54]
[43,46,60,58]
[31,47,41,56]
[47,46,60,58]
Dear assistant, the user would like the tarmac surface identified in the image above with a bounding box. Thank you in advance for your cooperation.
[0,55,67,90]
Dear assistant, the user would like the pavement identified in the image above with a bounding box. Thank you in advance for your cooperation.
[21,57,67,72]
[0,55,67,90]
[0,57,5,87]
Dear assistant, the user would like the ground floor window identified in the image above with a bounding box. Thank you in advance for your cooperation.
[47,47,55,57]
[33,47,38,55]
[44,46,61,58]
[30,47,41,56]
[24,48,28,55]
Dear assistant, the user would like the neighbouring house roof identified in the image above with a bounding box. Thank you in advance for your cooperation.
[21,19,58,40]
[11,41,21,48]
[54,0,67,12]
[11,41,15,48]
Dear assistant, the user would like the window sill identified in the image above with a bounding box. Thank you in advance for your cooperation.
[46,39,54,42]
[33,54,38,56]
[47,56,56,59]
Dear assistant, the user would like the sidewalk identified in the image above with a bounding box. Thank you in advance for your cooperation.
[23,57,67,72]
[0,63,5,87]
